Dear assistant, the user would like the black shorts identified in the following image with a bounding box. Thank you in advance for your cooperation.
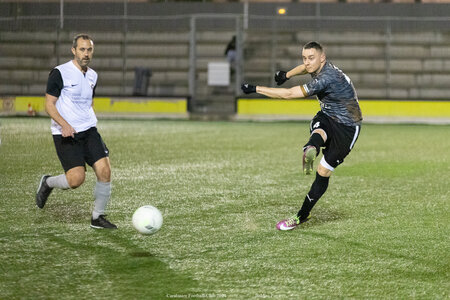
[53,127,109,173]
[309,111,361,170]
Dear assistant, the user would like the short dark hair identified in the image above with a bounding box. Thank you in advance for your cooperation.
[303,41,323,52]
[72,34,93,49]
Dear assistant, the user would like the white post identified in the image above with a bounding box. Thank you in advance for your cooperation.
[270,18,277,87]
[189,16,197,111]
[59,0,64,29]
[243,0,248,30]
[235,16,243,97]
[385,19,392,99]
[122,0,128,96]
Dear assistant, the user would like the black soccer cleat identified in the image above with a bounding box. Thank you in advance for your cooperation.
[90,215,118,229]
[36,175,53,209]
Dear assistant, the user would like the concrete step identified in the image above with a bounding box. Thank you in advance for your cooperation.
[0,43,55,57]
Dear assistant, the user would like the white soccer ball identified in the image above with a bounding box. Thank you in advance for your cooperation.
[132,205,163,235]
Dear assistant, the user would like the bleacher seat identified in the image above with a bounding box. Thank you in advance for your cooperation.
[1,28,450,109]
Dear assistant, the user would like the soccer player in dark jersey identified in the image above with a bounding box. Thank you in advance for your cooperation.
[241,41,362,231]
[35,34,117,229]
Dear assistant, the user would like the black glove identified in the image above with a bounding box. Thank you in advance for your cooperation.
[274,70,289,86]
[241,83,256,94]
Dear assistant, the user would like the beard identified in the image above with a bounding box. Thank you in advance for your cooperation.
[78,57,90,67]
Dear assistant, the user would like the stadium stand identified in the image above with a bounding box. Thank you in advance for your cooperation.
[2,29,450,112]
[243,29,450,100]
[1,2,450,114]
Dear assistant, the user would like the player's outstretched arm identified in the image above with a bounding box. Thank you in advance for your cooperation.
[241,83,304,99]
[275,64,308,86]
[287,64,308,77]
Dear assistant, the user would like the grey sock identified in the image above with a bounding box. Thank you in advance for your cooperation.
[46,174,70,189]
[92,181,111,220]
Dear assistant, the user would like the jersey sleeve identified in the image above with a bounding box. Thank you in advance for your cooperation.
[46,68,63,97]
[300,77,328,97]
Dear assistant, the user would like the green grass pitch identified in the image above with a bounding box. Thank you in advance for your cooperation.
[0,117,449,299]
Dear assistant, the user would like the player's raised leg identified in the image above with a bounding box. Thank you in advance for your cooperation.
[36,167,86,209]
[36,175,53,208]
[302,128,326,175]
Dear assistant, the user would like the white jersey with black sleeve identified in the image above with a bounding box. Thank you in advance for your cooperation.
[46,61,98,135]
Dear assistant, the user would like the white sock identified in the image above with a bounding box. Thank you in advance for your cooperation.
[92,181,111,220]
[46,174,70,189]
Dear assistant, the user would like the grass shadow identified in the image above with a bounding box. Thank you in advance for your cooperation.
[129,251,156,258]
[41,232,199,299]
[309,207,346,226]
[302,230,447,276]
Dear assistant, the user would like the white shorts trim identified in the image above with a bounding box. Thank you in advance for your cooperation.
[311,128,327,142]
[320,156,335,172]
[350,125,360,150]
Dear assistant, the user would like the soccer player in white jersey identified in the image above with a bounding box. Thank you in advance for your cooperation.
[242,41,362,231]
[36,34,117,229]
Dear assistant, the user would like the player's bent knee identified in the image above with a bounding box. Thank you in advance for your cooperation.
[67,176,85,189]
[95,164,111,182]
[317,162,332,177]
[93,158,111,182]
[97,170,111,183]
[68,175,85,189]
[66,167,86,188]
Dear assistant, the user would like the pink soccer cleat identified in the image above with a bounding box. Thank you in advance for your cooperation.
[276,214,311,231]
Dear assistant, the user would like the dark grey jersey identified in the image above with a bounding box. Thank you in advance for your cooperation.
[300,62,362,126]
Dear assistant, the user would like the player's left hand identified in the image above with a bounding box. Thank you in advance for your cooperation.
[241,83,256,94]
[61,124,76,138]
[275,70,289,86]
